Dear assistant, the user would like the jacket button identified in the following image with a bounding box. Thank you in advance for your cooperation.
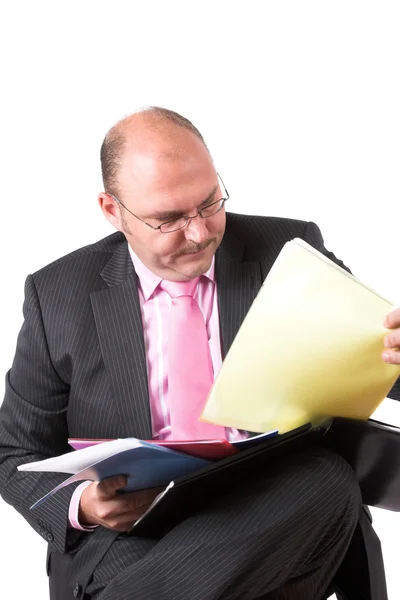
[73,583,81,598]
[46,532,54,542]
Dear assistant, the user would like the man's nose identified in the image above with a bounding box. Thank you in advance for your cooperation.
[184,214,209,243]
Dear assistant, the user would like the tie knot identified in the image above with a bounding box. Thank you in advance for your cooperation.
[160,277,199,299]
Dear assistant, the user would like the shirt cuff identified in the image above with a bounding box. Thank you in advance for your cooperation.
[69,481,98,531]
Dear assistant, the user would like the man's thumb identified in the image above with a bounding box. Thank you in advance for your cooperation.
[97,475,127,498]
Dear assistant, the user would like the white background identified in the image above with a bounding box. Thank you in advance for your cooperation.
[0,1,399,598]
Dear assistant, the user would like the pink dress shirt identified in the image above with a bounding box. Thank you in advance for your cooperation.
[69,247,246,530]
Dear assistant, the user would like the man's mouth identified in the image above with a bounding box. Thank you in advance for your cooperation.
[178,240,214,256]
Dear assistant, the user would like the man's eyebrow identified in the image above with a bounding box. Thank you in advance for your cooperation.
[148,185,219,221]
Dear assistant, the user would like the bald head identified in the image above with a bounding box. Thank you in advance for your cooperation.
[100,107,209,197]
[98,108,225,281]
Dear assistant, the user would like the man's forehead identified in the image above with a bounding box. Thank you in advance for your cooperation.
[123,126,206,163]
[120,138,214,195]
[120,162,218,220]
[122,115,197,152]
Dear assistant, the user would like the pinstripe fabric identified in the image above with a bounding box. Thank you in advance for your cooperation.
[0,213,395,598]
[127,251,244,441]
[86,448,361,600]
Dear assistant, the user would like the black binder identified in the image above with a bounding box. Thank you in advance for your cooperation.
[131,423,322,537]
[321,417,400,511]
[131,418,400,537]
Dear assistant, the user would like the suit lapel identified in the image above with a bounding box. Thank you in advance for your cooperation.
[215,229,262,357]
[90,242,153,439]
[89,226,261,439]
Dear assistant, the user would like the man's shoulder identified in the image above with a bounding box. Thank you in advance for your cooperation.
[226,212,307,232]
[225,212,310,256]
[31,231,126,285]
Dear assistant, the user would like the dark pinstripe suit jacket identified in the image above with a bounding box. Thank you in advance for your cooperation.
[0,213,398,592]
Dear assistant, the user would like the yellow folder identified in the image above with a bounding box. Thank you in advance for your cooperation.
[201,239,400,433]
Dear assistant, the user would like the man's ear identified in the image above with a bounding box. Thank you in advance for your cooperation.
[98,193,123,232]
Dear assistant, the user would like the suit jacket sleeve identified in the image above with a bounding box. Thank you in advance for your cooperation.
[0,275,84,553]
[304,220,400,402]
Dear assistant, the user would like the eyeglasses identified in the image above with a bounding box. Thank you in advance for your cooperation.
[110,174,229,234]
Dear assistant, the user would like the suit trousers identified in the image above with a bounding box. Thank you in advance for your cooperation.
[60,447,362,600]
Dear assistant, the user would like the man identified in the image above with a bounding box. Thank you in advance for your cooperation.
[0,107,399,600]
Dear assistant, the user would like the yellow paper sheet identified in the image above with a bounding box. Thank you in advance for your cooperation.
[202,238,400,433]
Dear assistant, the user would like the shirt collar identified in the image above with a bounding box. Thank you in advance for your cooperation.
[128,244,215,301]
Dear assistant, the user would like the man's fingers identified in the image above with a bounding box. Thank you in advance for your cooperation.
[384,308,400,329]
[132,487,164,506]
[382,312,400,366]
[382,350,400,365]
[97,503,154,531]
[96,494,147,519]
[103,487,164,517]
[384,330,400,349]
[80,483,165,530]
[94,485,163,518]
[114,505,152,527]
[96,475,127,499]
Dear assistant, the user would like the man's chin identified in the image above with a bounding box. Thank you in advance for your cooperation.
[174,250,214,278]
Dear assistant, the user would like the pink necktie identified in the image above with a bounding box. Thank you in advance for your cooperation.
[160,278,226,441]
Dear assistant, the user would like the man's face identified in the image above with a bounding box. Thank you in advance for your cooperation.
[104,132,226,281]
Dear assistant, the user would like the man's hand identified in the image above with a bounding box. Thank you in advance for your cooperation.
[79,476,164,532]
[383,308,400,365]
